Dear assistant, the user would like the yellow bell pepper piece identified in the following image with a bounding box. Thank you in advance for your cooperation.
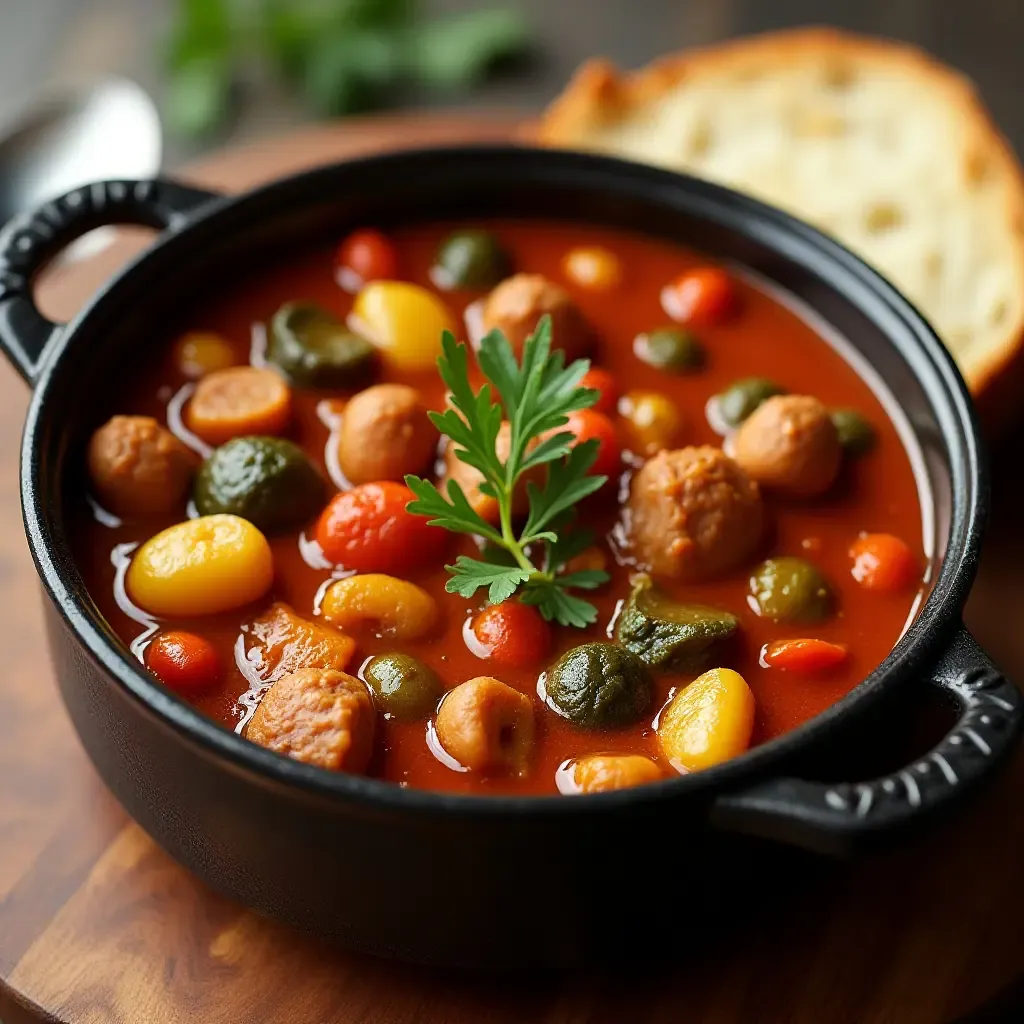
[351,281,456,372]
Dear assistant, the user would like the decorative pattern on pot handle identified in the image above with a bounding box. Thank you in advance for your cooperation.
[0,178,222,385]
[711,627,1022,855]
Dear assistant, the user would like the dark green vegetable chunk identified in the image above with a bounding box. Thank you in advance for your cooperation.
[267,301,375,389]
[543,642,653,729]
[634,327,705,373]
[716,377,785,428]
[750,557,832,623]
[831,408,876,456]
[194,436,324,533]
[615,573,738,670]
[363,653,443,720]
[431,230,511,290]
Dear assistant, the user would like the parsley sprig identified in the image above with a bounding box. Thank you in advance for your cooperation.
[405,316,611,628]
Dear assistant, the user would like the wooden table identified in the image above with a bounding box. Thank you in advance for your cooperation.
[3,114,1024,1024]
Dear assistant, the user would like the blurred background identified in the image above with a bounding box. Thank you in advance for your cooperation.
[1,0,1020,168]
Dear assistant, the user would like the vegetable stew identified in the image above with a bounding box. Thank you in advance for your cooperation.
[72,220,928,796]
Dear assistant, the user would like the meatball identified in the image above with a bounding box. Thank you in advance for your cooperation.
[482,273,591,359]
[435,676,534,775]
[246,667,375,772]
[732,395,841,498]
[87,415,196,517]
[628,446,763,581]
[337,383,437,485]
[442,420,540,524]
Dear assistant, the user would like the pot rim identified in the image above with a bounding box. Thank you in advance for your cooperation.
[18,145,986,817]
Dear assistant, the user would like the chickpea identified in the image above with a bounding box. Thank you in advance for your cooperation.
[482,274,591,360]
[87,415,196,517]
[732,395,841,498]
[337,384,437,485]
[246,668,375,773]
[573,754,662,793]
[320,574,438,640]
[434,676,534,775]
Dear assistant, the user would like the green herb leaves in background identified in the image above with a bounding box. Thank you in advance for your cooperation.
[405,317,610,629]
[165,0,532,139]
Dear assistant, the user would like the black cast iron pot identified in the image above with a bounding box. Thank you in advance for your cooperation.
[0,148,1020,968]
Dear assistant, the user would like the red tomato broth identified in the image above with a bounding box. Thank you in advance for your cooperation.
[70,220,928,796]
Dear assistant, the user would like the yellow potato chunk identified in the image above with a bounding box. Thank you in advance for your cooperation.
[320,574,438,640]
[127,514,273,617]
[351,281,456,372]
[658,667,755,773]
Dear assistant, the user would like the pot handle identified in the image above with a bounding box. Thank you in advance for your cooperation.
[711,626,1022,854]
[0,179,222,385]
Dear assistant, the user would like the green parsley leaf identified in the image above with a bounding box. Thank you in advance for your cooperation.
[521,581,601,628]
[444,557,532,604]
[406,315,611,628]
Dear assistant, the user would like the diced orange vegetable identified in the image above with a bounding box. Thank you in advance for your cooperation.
[173,331,237,379]
[763,638,848,673]
[186,366,291,445]
[658,667,755,773]
[562,246,622,291]
[579,367,619,417]
[470,601,552,668]
[661,267,736,326]
[849,533,919,592]
[146,631,221,695]
[245,602,356,683]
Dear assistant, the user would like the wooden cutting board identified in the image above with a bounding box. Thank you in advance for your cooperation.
[2,112,1024,1024]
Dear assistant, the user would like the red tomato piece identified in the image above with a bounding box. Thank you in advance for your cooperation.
[316,482,445,573]
[469,601,552,668]
[566,408,621,479]
[146,631,222,696]
[849,533,919,592]
[763,638,848,673]
[579,367,619,417]
[661,267,736,326]
[335,228,398,292]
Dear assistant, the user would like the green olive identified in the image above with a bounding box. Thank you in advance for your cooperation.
[543,642,653,729]
[634,327,705,373]
[749,557,832,623]
[615,573,738,670]
[715,378,785,428]
[268,301,375,389]
[431,230,511,290]
[363,653,443,720]
[830,409,876,456]
[194,436,325,533]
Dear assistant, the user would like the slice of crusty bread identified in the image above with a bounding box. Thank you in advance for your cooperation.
[538,28,1024,402]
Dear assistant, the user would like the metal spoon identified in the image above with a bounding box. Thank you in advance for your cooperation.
[0,77,162,226]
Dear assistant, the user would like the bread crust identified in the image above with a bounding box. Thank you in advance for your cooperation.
[537,28,1024,410]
